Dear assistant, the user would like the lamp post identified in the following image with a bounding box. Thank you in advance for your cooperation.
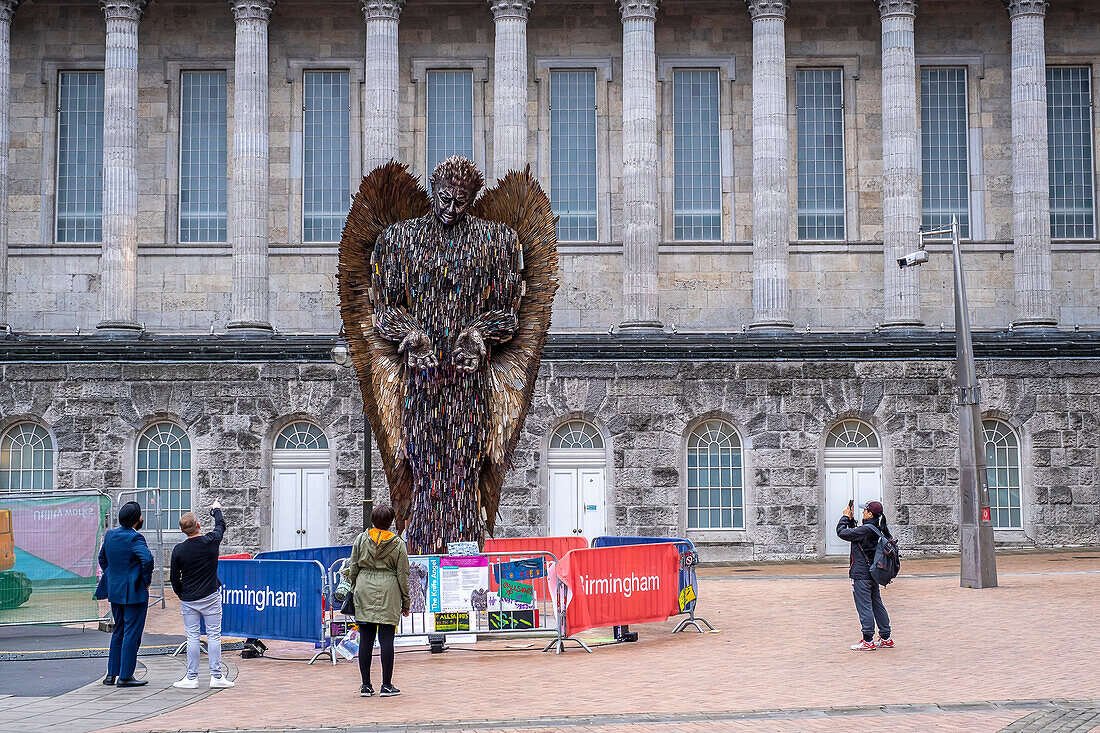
[331,340,372,532]
[898,217,998,588]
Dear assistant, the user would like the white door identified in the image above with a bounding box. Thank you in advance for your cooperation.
[271,465,331,551]
[548,468,606,541]
[825,466,882,555]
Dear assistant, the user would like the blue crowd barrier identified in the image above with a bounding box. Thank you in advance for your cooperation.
[216,558,325,643]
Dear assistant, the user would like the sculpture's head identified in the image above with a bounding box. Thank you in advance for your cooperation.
[429,155,484,227]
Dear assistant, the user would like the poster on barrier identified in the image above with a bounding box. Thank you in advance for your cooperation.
[553,544,680,636]
[217,559,323,643]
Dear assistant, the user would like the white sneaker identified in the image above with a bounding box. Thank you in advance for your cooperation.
[172,677,199,689]
[209,676,235,689]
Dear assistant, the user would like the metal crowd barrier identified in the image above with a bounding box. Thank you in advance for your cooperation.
[318,550,569,661]
[111,488,168,609]
[591,536,713,634]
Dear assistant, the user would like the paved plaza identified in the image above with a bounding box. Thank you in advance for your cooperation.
[1,551,1098,733]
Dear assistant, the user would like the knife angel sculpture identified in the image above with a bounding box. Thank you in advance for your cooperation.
[338,157,558,555]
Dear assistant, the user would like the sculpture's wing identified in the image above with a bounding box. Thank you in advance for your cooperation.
[337,161,431,529]
[471,167,559,534]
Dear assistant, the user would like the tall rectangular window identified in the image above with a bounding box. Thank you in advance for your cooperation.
[426,70,473,176]
[303,71,351,243]
[797,68,846,240]
[1047,67,1095,240]
[550,70,597,242]
[56,72,104,243]
[673,69,721,241]
[179,71,228,243]
[920,67,970,238]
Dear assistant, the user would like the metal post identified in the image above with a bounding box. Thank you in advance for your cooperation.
[363,413,373,532]
[947,217,998,588]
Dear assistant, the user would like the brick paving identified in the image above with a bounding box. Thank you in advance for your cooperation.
[30,552,1100,732]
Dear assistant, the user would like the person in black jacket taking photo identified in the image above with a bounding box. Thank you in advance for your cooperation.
[836,500,894,651]
[169,498,233,689]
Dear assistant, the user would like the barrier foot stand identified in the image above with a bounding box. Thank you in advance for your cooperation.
[307,645,337,666]
[172,640,209,658]
[542,636,593,655]
[672,615,715,634]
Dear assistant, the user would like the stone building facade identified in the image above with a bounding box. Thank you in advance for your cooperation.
[0,0,1098,559]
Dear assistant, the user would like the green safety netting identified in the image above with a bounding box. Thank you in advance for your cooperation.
[0,493,111,625]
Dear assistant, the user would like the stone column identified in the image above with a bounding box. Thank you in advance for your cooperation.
[361,1,405,173]
[746,0,791,329]
[228,0,275,334]
[877,0,923,328]
[1005,0,1055,327]
[618,0,662,330]
[0,1,19,330]
[489,0,534,181]
[97,0,146,334]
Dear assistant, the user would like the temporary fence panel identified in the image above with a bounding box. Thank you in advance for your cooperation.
[0,491,111,626]
[553,543,681,636]
[482,536,588,602]
[113,489,168,609]
[218,558,325,643]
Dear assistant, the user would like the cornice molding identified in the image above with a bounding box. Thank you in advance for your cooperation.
[489,0,534,20]
[230,0,275,22]
[617,0,659,22]
[361,0,406,21]
[875,0,918,19]
[0,0,21,24]
[1002,0,1048,18]
[100,0,147,22]
[744,0,789,20]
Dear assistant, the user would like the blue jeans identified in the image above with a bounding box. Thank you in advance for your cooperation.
[852,578,890,642]
[108,601,148,679]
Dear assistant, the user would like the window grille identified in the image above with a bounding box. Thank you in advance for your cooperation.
[549,421,604,450]
[179,71,228,243]
[56,72,104,243]
[136,423,192,530]
[673,69,721,241]
[687,420,743,530]
[0,423,55,493]
[983,419,1022,530]
[275,422,329,451]
[303,71,351,243]
[1047,67,1095,240]
[797,68,845,240]
[426,70,474,176]
[920,67,971,238]
[825,420,880,449]
[550,70,598,242]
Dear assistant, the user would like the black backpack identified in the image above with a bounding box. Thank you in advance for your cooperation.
[866,525,901,586]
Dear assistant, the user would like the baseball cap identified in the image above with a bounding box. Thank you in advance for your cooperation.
[858,500,884,516]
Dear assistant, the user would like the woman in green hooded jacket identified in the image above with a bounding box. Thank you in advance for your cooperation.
[343,504,410,697]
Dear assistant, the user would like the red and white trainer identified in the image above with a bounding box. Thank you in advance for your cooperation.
[850,640,876,651]
[875,637,895,649]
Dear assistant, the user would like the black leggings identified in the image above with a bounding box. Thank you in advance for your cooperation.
[357,622,395,687]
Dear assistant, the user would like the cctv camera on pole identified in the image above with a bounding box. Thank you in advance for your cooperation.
[900,218,998,589]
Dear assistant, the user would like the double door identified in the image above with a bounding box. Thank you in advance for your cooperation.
[271,459,330,551]
[549,467,606,541]
[824,466,882,555]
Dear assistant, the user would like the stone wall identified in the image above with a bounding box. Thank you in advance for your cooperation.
[4,0,1100,333]
[3,354,1097,560]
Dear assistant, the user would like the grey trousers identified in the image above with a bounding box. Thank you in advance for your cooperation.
[852,578,891,642]
[181,590,223,679]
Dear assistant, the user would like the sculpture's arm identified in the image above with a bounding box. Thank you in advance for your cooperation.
[468,229,522,344]
[371,227,437,369]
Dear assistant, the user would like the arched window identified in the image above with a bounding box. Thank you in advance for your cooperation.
[549,421,603,450]
[687,420,743,529]
[983,419,1022,529]
[825,420,880,449]
[136,423,192,530]
[0,423,55,492]
[275,422,329,451]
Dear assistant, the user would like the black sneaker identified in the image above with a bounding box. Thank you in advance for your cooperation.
[379,684,400,697]
[360,684,374,697]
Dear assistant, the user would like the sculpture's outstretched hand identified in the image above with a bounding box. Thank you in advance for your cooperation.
[454,326,487,373]
[398,330,438,370]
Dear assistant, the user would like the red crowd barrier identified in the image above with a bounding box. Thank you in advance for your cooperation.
[553,543,681,636]
[482,536,589,601]
[219,553,252,560]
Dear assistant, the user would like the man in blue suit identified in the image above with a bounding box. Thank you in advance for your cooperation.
[95,501,154,687]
